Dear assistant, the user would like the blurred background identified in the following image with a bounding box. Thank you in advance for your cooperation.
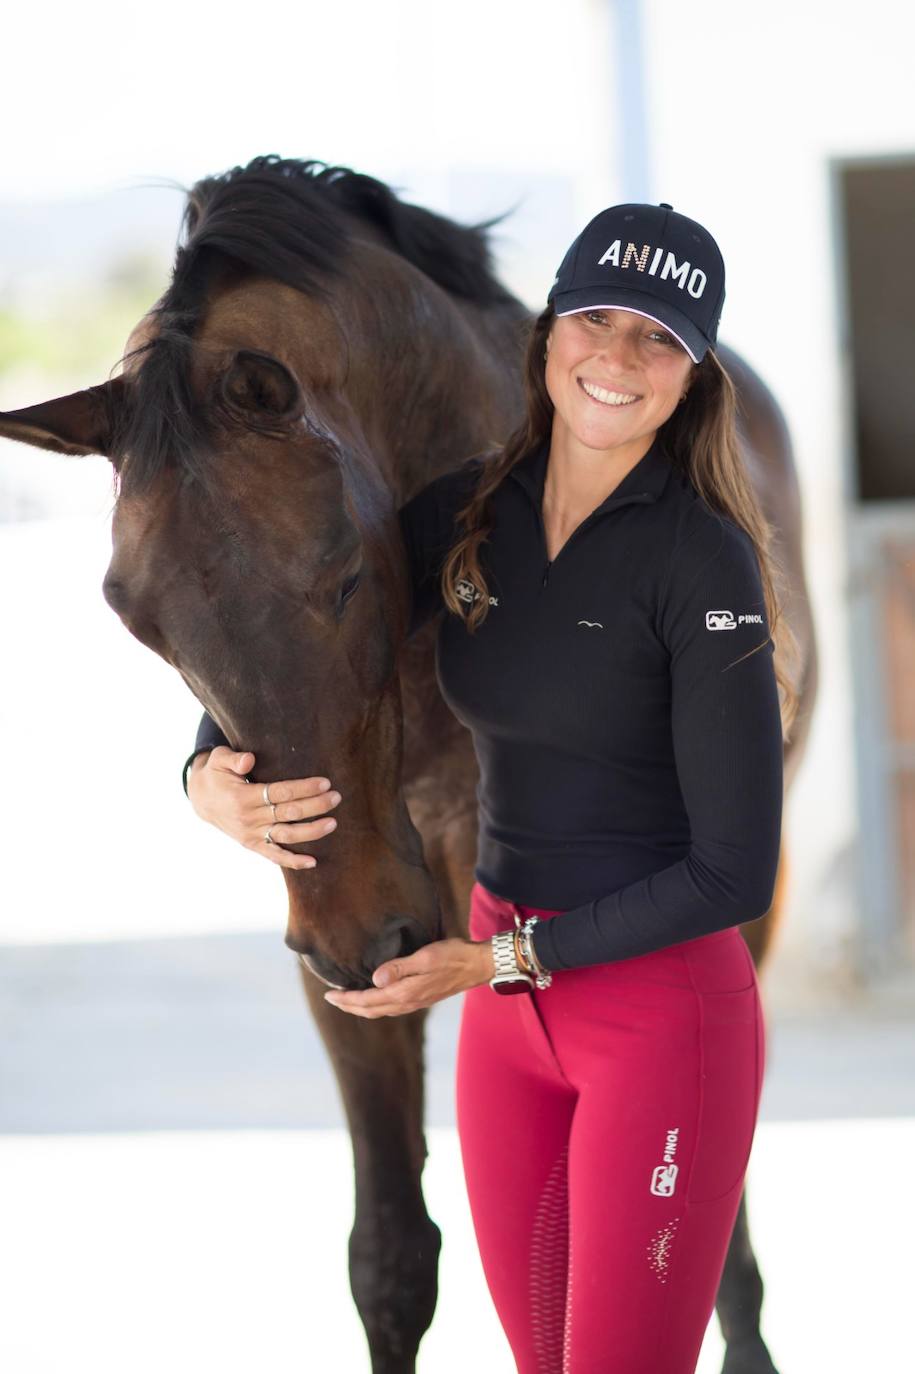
[1,1,912,1370]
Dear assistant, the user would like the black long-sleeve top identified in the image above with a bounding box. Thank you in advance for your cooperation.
[185,432,784,972]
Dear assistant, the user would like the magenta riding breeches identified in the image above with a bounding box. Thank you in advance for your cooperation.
[455,880,766,1374]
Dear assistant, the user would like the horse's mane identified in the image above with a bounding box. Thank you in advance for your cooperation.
[181,156,517,307]
[112,155,518,486]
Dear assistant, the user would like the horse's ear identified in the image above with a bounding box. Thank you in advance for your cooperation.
[0,376,126,459]
[221,351,303,420]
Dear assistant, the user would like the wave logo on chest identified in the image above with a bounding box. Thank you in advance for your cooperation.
[577,619,604,629]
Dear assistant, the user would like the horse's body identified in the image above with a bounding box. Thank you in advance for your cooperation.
[1,157,817,1374]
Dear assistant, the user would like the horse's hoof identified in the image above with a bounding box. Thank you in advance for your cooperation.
[720,1334,779,1374]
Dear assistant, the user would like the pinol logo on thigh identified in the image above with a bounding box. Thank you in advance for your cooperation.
[650,1128,680,1196]
[650,1164,679,1197]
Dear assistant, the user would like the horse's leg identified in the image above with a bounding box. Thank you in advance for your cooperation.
[300,966,441,1374]
[715,1187,779,1374]
[715,842,791,1374]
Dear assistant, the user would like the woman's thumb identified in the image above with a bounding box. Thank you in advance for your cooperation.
[229,750,255,774]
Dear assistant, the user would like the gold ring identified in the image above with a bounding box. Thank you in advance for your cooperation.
[262,783,271,806]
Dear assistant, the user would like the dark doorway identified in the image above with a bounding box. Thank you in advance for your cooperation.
[841,157,915,502]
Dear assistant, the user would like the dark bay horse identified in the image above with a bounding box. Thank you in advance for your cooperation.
[1,156,817,1374]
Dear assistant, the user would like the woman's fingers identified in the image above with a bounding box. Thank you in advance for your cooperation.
[192,749,341,869]
[263,776,332,807]
[263,815,339,845]
[256,779,342,866]
[264,785,343,826]
[323,943,476,1017]
[255,837,318,872]
[249,794,339,867]
[324,980,423,1018]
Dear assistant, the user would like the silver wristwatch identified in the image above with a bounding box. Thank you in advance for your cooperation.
[489,928,534,995]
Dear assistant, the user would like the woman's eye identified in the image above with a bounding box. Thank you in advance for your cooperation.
[649,331,676,347]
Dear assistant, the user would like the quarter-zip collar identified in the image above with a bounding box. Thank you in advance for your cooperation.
[508,429,673,516]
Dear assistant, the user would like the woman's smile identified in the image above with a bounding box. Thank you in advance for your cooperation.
[577,377,641,407]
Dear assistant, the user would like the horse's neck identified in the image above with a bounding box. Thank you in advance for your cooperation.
[381,306,527,502]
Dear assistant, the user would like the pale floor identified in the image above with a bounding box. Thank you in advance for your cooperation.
[0,1119,910,1373]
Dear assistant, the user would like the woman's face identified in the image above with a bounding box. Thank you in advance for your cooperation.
[544,308,696,456]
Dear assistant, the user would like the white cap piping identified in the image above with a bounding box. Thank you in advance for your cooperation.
[554,304,700,364]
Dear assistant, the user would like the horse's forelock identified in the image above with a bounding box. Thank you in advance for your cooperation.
[112,325,215,493]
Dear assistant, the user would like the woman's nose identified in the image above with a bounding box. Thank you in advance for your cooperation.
[598,330,640,370]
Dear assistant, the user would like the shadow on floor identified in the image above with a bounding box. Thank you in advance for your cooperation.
[2,931,913,1132]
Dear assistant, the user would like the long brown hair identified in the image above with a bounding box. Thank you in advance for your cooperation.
[442,304,800,741]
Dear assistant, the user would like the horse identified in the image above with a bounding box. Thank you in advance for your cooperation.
[0,155,818,1374]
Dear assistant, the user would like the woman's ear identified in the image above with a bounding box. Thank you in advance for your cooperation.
[681,363,699,401]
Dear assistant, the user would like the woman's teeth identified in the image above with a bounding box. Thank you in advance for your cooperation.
[580,379,640,406]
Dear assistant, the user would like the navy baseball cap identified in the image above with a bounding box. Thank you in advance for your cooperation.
[547,202,726,363]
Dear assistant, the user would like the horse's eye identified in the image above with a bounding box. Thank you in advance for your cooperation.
[339,572,361,608]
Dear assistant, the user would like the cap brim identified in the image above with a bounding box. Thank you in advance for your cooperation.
[550,287,709,364]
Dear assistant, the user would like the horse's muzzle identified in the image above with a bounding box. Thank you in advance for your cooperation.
[296,915,437,991]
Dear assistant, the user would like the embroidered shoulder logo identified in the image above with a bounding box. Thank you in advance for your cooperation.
[705,609,763,631]
[455,578,498,608]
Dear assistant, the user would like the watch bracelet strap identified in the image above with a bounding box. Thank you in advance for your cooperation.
[490,929,533,984]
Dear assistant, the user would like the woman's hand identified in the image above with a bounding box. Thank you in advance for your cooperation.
[186,746,342,871]
[324,937,496,1017]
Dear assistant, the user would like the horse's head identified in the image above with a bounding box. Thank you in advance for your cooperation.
[0,158,525,989]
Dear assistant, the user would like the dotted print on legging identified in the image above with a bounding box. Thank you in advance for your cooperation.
[529,1146,569,1373]
[646,1215,681,1284]
[561,1226,573,1374]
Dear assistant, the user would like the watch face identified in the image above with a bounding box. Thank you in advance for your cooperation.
[491,975,532,996]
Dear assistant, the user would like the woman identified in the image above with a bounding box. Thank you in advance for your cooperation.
[186,202,796,1373]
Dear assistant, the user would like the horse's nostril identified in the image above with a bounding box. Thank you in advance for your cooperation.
[367,917,425,971]
[102,576,129,612]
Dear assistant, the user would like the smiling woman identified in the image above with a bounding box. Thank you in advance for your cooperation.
[402,200,796,1372]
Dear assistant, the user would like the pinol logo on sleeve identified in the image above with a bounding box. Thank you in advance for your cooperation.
[705,609,763,631]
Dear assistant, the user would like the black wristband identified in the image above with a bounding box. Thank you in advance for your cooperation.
[181,747,213,798]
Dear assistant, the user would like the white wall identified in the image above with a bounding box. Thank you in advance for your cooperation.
[638,0,915,978]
